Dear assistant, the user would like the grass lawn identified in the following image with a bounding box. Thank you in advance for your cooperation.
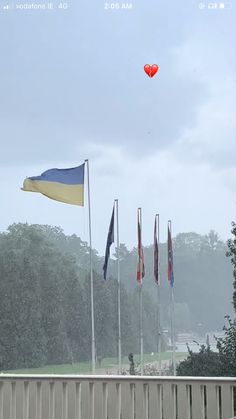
[3,352,187,375]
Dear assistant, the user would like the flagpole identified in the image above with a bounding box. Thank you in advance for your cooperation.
[168,220,176,376]
[115,199,122,374]
[156,214,162,374]
[171,285,176,375]
[140,283,144,375]
[138,208,144,375]
[85,159,96,374]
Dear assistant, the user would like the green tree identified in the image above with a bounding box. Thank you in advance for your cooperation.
[177,344,222,376]
[0,224,82,368]
[216,316,236,376]
[226,221,236,312]
[177,223,236,377]
[0,222,233,371]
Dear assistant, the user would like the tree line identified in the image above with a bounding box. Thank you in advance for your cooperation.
[0,223,233,370]
[0,223,160,370]
[177,222,236,377]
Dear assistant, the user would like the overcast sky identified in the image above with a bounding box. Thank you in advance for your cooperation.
[0,0,235,254]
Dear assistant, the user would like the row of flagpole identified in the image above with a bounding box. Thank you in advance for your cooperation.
[89,161,176,375]
[103,203,176,376]
[21,159,175,376]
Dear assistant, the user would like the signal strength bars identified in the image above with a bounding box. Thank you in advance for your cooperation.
[3,4,14,9]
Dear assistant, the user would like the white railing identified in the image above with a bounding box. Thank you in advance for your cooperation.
[0,374,235,419]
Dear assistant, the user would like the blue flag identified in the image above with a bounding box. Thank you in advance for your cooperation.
[154,216,159,284]
[103,205,115,280]
[168,225,174,287]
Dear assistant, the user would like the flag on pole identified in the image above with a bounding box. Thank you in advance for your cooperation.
[21,164,85,206]
[168,224,174,287]
[137,211,145,283]
[154,216,159,284]
[103,205,115,280]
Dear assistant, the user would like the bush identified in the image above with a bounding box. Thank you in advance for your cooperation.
[177,344,222,376]
[216,316,236,376]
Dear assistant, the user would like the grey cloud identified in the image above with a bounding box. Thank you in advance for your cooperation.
[0,0,209,166]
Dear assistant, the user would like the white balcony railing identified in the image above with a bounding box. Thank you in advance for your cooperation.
[0,374,235,419]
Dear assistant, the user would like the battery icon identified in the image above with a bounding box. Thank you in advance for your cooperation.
[224,2,232,8]
[219,2,233,8]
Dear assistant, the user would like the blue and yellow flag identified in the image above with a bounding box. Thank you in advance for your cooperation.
[22,164,85,206]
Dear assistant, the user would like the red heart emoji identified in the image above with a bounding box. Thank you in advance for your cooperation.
[144,64,159,78]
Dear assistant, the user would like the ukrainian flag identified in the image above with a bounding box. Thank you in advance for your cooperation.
[22,163,85,206]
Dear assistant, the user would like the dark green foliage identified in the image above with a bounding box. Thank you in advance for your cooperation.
[216,316,236,376]
[177,222,236,377]
[177,317,236,377]
[0,222,233,370]
[0,223,161,370]
[177,345,222,376]
[226,222,236,313]
[177,223,236,378]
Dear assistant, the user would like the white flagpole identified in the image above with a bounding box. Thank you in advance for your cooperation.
[115,199,122,374]
[85,159,96,374]
[138,208,144,375]
[156,214,162,374]
[171,286,176,375]
[168,220,176,376]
